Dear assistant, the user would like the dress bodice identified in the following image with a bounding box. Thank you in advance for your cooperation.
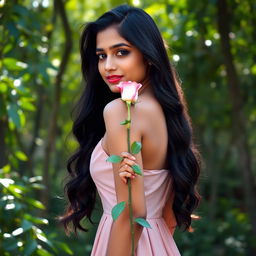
[90,138,173,218]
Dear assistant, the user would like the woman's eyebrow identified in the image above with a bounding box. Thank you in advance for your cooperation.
[96,43,131,52]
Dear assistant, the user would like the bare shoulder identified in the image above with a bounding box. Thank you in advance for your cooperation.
[135,97,165,123]
[103,98,126,119]
[136,97,162,112]
[103,98,162,119]
[103,98,142,155]
[103,96,165,138]
[103,98,138,133]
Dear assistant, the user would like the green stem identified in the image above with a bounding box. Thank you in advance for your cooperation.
[126,101,134,256]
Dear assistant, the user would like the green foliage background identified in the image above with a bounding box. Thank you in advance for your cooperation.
[0,0,255,255]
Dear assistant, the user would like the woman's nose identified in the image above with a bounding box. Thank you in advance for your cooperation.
[104,56,116,71]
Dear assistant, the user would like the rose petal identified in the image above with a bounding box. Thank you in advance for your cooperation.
[118,81,142,103]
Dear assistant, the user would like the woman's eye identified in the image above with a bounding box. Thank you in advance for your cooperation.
[117,49,130,56]
[97,53,106,60]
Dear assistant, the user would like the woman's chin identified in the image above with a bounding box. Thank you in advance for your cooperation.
[109,85,120,93]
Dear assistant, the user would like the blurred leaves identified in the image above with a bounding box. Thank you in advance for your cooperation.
[0,165,73,255]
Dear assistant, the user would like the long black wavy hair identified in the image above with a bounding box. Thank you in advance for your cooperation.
[60,4,201,234]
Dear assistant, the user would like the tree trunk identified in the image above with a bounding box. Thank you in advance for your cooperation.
[41,0,72,212]
[217,0,256,250]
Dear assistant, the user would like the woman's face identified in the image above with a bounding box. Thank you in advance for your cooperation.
[96,26,149,93]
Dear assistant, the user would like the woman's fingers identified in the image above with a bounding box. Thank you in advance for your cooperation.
[118,164,137,184]
[118,153,138,184]
[119,164,135,176]
[122,157,136,167]
[120,154,137,169]
[119,171,135,184]
[121,152,136,161]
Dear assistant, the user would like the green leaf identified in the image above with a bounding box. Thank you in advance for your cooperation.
[13,201,23,210]
[13,4,29,16]
[120,119,130,125]
[132,165,143,176]
[7,184,22,198]
[36,248,53,256]
[6,21,19,38]
[3,44,12,55]
[134,218,152,228]
[23,239,37,256]
[54,241,73,255]
[20,101,36,111]
[36,232,54,249]
[7,103,21,128]
[9,183,28,193]
[111,201,126,221]
[28,176,43,183]
[251,64,256,75]
[3,58,27,71]
[106,155,123,163]
[15,150,28,161]
[24,213,49,225]
[0,82,8,93]
[131,141,142,154]
[21,219,33,232]
[24,198,45,209]
[1,165,11,174]
[31,183,45,190]
[3,236,18,251]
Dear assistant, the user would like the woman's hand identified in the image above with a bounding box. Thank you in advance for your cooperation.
[118,152,138,184]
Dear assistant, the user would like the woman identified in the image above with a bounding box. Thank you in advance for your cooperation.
[61,4,201,256]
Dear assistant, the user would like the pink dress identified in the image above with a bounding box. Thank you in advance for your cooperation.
[89,138,181,256]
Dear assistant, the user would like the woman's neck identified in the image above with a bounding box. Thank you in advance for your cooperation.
[138,77,154,98]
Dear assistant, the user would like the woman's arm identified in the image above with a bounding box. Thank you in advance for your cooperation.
[103,99,146,256]
[162,192,177,235]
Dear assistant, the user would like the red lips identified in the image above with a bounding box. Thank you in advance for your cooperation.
[106,75,123,84]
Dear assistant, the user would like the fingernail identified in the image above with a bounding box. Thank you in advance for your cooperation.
[132,156,136,160]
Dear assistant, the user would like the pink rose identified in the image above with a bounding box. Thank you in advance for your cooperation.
[117,81,142,103]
